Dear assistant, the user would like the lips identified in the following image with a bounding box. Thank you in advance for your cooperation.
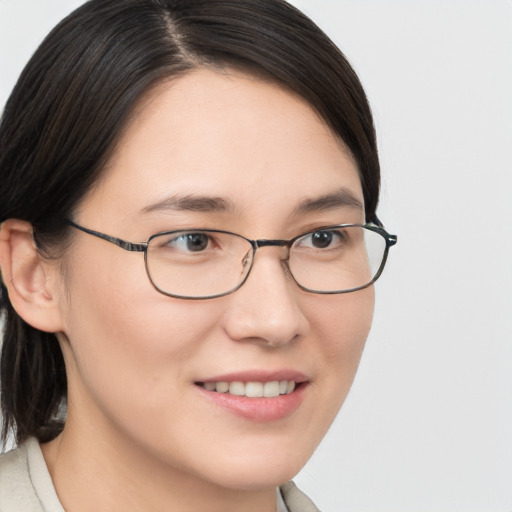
[195,370,309,422]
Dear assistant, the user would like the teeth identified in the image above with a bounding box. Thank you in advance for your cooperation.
[229,381,245,396]
[200,380,298,397]
[216,382,229,393]
[245,382,263,398]
[263,381,280,398]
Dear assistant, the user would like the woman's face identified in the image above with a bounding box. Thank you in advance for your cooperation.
[55,69,374,490]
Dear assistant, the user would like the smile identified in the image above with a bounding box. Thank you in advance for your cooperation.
[196,374,308,421]
[198,380,296,398]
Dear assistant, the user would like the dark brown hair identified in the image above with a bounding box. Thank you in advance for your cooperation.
[0,0,380,446]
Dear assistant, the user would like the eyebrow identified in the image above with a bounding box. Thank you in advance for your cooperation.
[140,194,235,214]
[293,188,364,215]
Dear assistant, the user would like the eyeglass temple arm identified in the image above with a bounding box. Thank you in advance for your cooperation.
[67,221,147,252]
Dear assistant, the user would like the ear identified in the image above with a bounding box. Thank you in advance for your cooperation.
[0,219,65,333]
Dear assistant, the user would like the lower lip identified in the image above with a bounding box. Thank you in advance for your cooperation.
[196,383,307,422]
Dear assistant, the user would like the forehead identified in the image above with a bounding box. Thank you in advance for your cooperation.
[79,68,363,229]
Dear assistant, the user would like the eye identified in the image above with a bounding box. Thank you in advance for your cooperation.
[310,230,335,249]
[166,232,212,252]
[298,229,345,250]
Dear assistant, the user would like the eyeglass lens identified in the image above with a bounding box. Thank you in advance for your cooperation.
[145,226,388,299]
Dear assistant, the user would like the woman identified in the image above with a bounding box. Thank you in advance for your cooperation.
[0,0,396,510]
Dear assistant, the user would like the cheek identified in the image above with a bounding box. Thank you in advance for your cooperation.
[312,285,374,357]
[308,286,374,410]
[59,250,221,409]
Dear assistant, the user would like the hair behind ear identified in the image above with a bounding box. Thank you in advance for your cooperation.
[1,292,66,446]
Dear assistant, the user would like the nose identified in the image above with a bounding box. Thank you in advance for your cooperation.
[222,247,309,347]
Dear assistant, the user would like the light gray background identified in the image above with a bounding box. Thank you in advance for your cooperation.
[1,1,511,511]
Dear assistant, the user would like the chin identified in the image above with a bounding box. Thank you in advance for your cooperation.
[192,437,316,491]
[209,461,303,492]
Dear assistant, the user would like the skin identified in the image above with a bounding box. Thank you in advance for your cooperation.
[1,69,374,511]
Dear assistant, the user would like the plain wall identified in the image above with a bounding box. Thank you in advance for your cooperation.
[1,1,511,511]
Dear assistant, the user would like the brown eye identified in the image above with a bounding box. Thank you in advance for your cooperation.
[297,229,344,250]
[310,231,334,248]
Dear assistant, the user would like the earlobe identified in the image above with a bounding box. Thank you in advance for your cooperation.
[0,219,65,333]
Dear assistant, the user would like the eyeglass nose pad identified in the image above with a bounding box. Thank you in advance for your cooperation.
[239,249,253,278]
[241,249,251,268]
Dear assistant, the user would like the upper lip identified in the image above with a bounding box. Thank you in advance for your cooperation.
[196,369,309,384]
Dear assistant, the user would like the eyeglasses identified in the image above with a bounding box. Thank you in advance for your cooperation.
[67,221,397,299]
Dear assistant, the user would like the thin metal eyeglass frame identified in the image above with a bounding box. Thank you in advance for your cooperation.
[66,220,397,299]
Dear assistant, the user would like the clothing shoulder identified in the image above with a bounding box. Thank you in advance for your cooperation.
[0,441,46,511]
[281,481,322,512]
[0,438,63,512]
